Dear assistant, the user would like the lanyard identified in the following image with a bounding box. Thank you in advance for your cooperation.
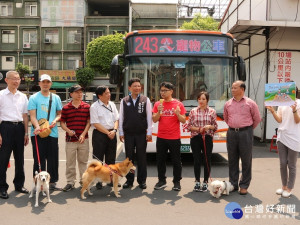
[98,100,113,112]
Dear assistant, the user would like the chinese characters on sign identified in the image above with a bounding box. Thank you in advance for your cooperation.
[277,51,292,83]
[244,204,296,219]
[132,35,228,55]
[39,70,76,82]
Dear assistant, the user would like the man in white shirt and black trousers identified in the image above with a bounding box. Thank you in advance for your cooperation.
[90,86,119,189]
[0,71,29,199]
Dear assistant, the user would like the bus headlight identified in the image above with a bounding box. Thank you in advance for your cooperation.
[214,130,227,141]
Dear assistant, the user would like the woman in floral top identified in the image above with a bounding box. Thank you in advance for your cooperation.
[187,91,218,192]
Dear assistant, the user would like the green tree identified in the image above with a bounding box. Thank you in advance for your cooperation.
[86,33,125,74]
[180,13,219,31]
[75,67,95,90]
[16,63,32,96]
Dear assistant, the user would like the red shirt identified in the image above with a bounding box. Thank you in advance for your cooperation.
[61,101,90,142]
[187,106,218,138]
[153,99,186,139]
[223,96,261,129]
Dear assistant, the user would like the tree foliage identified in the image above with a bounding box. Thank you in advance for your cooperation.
[86,33,125,74]
[180,13,219,31]
[75,67,95,89]
[16,63,31,77]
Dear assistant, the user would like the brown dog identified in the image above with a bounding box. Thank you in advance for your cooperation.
[80,158,135,199]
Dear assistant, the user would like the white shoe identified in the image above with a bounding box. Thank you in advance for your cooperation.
[276,188,284,195]
[282,190,291,198]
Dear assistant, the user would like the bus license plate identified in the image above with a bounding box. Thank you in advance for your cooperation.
[180,144,191,153]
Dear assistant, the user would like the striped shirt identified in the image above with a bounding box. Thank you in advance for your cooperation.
[223,96,261,129]
[61,101,90,142]
[187,106,218,138]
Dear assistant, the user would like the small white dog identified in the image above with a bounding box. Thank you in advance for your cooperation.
[29,171,52,207]
[210,180,234,198]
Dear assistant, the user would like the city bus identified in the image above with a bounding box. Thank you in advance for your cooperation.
[110,30,246,153]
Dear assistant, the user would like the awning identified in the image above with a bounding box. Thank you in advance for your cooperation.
[51,82,77,89]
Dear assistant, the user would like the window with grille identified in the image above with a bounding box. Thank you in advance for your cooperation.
[67,30,81,44]
[0,3,13,16]
[45,30,59,44]
[23,56,37,70]
[25,2,37,16]
[45,55,59,70]
[67,56,81,70]
[88,31,103,42]
[23,30,37,44]
[2,30,15,43]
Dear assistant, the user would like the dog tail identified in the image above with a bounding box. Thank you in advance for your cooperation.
[87,160,102,171]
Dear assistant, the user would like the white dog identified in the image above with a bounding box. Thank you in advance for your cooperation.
[210,180,234,198]
[29,171,52,207]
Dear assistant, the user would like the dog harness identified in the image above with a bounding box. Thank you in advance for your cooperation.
[104,164,123,183]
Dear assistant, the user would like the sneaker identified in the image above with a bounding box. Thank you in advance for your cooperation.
[193,182,201,192]
[49,183,62,191]
[122,182,133,189]
[276,188,284,195]
[201,182,208,192]
[96,182,103,190]
[154,181,167,190]
[62,184,74,192]
[139,183,147,189]
[282,190,292,198]
[107,182,121,187]
[172,181,181,191]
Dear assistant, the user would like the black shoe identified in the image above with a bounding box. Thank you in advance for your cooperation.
[139,183,147,189]
[62,184,75,192]
[15,187,29,194]
[154,181,167,190]
[49,183,62,191]
[0,191,9,199]
[96,182,103,190]
[172,182,181,191]
[107,183,121,187]
[122,182,133,189]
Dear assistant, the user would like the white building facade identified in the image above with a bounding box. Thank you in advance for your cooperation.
[220,0,300,140]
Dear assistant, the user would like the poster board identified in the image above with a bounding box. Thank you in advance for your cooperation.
[265,82,296,106]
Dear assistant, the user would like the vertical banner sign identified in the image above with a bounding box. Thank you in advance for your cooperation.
[276,51,292,83]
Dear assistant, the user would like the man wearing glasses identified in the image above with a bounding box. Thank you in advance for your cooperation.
[152,82,186,191]
[60,85,90,192]
[0,71,29,199]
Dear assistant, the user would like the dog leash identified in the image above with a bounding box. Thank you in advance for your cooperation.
[33,124,55,173]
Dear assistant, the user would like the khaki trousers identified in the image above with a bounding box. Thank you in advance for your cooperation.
[65,139,89,185]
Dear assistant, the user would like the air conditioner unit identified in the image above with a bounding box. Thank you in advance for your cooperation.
[23,43,31,49]
[45,38,51,44]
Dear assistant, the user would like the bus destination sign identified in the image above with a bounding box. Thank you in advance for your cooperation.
[130,35,229,55]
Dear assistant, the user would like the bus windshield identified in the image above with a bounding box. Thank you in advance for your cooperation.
[125,57,233,114]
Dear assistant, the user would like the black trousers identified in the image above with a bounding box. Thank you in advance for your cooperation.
[92,129,117,165]
[124,133,147,184]
[156,137,182,183]
[190,134,213,183]
[0,122,25,191]
[226,127,253,189]
[31,135,59,183]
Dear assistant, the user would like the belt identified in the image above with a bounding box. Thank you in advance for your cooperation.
[1,121,23,125]
[229,126,252,132]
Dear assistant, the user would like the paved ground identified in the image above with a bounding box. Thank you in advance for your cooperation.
[1,128,300,225]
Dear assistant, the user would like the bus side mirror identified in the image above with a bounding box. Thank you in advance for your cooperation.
[110,54,122,84]
[237,56,246,81]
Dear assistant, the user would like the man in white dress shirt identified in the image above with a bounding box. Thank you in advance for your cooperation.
[0,71,29,199]
[90,86,119,189]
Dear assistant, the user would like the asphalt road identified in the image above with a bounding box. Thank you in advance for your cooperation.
[1,128,300,225]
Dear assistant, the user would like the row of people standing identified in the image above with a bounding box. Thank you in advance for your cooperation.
[1,71,298,200]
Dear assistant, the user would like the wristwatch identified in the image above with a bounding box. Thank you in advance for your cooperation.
[113,129,118,132]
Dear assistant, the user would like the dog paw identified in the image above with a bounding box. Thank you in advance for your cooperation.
[42,193,46,196]
[88,192,93,196]
[29,194,33,198]
[81,196,87,200]
[34,204,39,207]
[48,199,52,203]
[115,193,120,198]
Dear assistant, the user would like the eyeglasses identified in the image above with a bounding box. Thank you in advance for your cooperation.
[160,89,170,93]
[7,78,21,81]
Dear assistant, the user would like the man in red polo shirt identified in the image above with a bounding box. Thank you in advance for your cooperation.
[60,85,91,192]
